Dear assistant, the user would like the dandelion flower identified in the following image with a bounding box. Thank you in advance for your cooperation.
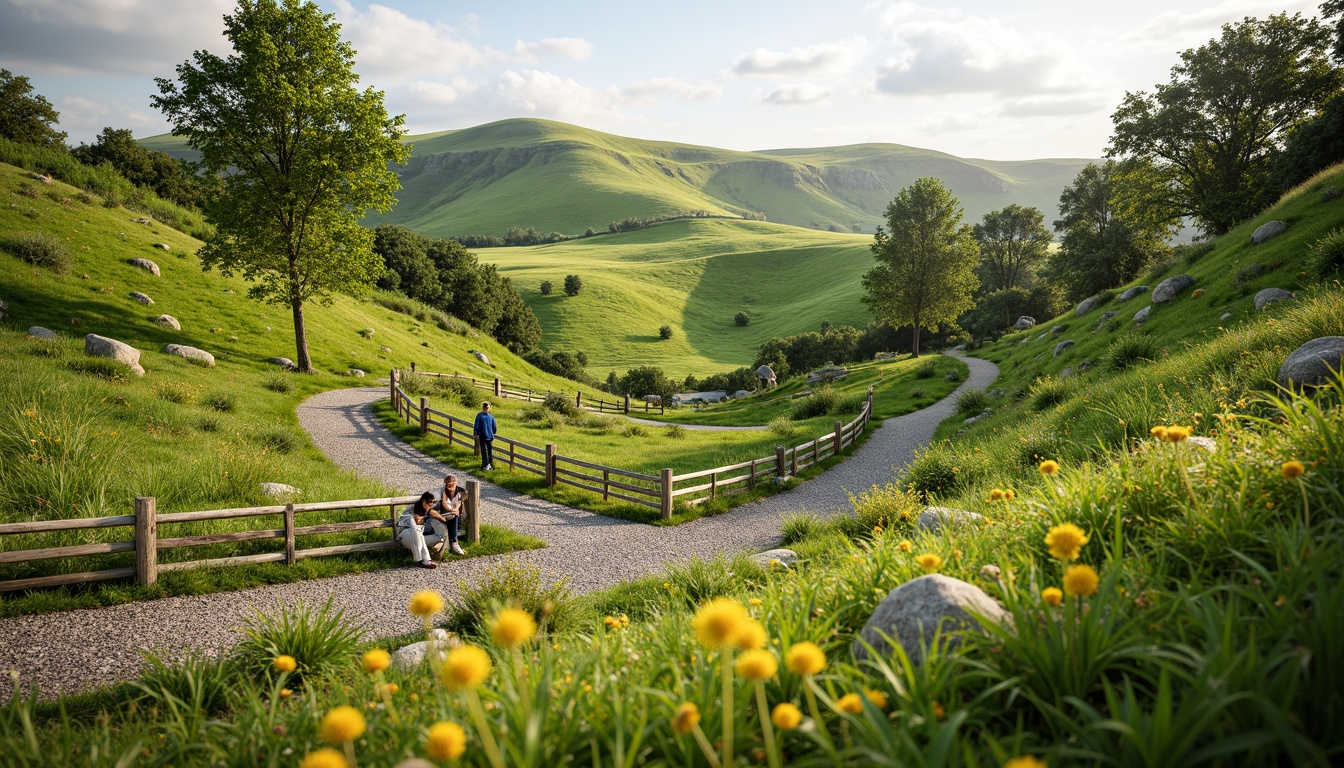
[932,701,946,719]
[864,689,888,709]
[1162,425,1191,442]
[1149,425,1167,440]
[837,693,863,714]
[898,539,912,552]
[279,688,293,699]
[439,645,492,691]
[749,598,763,607]
[425,721,467,761]
[1063,564,1099,598]
[1039,460,1060,475]
[604,616,620,630]
[1044,523,1089,561]
[1041,587,1063,607]
[671,702,700,734]
[409,590,445,618]
[989,489,1005,501]
[361,649,390,674]
[784,642,826,676]
[319,706,366,744]
[1281,460,1305,479]
[272,655,297,673]
[915,553,943,572]
[771,702,802,730]
[1004,489,1015,500]
[300,748,348,768]
[1004,757,1048,768]
[692,597,749,647]
[736,618,768,650]
[735,649,778,680]
[489,608,537,648]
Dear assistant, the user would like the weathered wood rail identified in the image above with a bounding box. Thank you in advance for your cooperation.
[405,362,664,414]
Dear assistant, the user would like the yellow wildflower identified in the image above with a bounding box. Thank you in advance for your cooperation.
[931,701,945,719]
[771,702,802,730]
[489,608,537,648]
[837,693,863,714]
[915,553,943,572]
[1041,587,1063,607]
[1063,564,1099,598]
[1004,757,1048,768]
[1038,460,1060,475]
[735,649,778,680]
[272,655,297,673]
[898,539,912,552]
[439,645,492,691]
[784,642,826,676]
[736,618,768,650]
[409,590,445,618]
[1044,523,1089,561]
[279,688,293,699]
[361,649,390,674]
[319,706,366,744]
[671,702,700,734]
[989,488,1005,501]
[1004,489,1015,500]
[299,748,347,768]
[692,597,749,647]
[864,689,888,709]
[425,721,467,761]
[1281,460,1305,479]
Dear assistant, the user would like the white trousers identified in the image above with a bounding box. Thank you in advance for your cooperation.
[398,517,447,562]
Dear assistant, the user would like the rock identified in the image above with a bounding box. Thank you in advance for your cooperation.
[750,549,799,568]
[1184,436,1217,453]
[267,357,296,370]
[917,507,984,533]
[1036,331,1048,340]
[1075,296,1099,316]
[129,291,155,306]
[1250,220,1288,244]
[1051,325,1066,338]
[380,345,392,353]
[732,390,750,399]
[346,369,366,377]
[1078,360,1093,372]
[852,574,1011,664]
[755,364,777,388]
[1191,288,1206,299]
[129,257,160,276]
[1134,305,1153,326]
[1221,312,1233,320]
[27,326,57,340]
[153,314,180,331]
[1153,274,1195,303]
[163,344,215,367]
[473,351,490,365]
[1018,338,1030,345]
[133,217,152,225]
[33,173,53,184]
[260,482,301,498]
[1254,288,1294,311]
[806,365,849,384]
[1091,311,1117,332]
[1054,340,1074,357]
[390,630,452,672]
[1277,337,1344,388]
[153,243,170,251]
[963,409,992,425]
[1117,285,1149,302]
[1013,316,1036,331]
[1061,367,1073,378]
[85,333,145,376]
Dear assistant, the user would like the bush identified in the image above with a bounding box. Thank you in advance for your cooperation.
[1028,377,1073,411]
[564,274,582,296]
[735,312,749,326]
[914,359,937,379]
[790,386,836,420]
[943,369,963,383]
[902,444,964,500]
[1103,333,1159,372]
[659,325,673,340]
[663,555,765,609]
[1308,228,1344,280]
[540,280,552,295]
[518,404,547,423]
[779,513,818,545]
[132,651,235,716]
[154,381,197,405]
[263,374,292,393]
[768,416,796,438]
[233,598,364,685]
[543,391,580,416]
[446,559,580,638]
[834,483,922,540]
[621,423,649,438]
[3,230,71,274]
[954,388,992,416]
[664,423,686,439]
[254,427,297,454]
[832,392,867,415]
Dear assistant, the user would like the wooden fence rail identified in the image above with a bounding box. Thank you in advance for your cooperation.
[392,369,873,520]
[403,364,663,415]
[0,484,486,594]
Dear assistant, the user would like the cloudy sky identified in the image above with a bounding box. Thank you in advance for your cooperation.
[0,0,1325,159]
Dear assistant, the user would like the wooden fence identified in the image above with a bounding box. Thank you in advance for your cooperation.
[0,484,484,593]
[391,369,872,519]
[406,363,664,414]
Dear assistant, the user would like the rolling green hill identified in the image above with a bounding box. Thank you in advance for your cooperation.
[141,118,1091,238]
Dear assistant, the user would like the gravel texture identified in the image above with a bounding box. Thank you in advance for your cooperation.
[0,352,996,701]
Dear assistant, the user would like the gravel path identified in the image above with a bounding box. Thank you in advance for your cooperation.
[0,352,996,701]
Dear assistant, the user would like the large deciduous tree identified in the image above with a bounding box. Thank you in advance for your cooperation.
[862,177,979,357]
[152,0,408,373]
[973,204,1051,293]
[1109,13,1340,236]
[0,69,66,148]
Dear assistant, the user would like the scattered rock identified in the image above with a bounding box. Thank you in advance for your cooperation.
[130,257,160,277]
[1277,337,1344,389]
[1054,340,1074,357]
[133,217,152,225]
[1153,274,1195,303]
[129,291,155,306]
[917,507,984,533]
[268,357,296,370]
[1191,288,1206,299]
[391,630,452,672]
[260,482,301,498]
[962,409,992,425]
[1061,367,1073,378]
[1221,312,1233,320]
[1117,285,1149,302]
[80,274,90,279]
[1091,311,1118,332]
[1036,331,1048,340]
[1050,325,1066,338]
[153,314,181,331]
[163,344,215,367]
[1183,436,1217,453]
[33,173,53,184]
[1250,220,1288,244]
[750,549,799,568]
[1254,288,1294,311]
[1075,296,1099,316]
[806,365,849,384]
[732,390,750,399]
[27,326,57,340]
[85,333,145,376]
[852,574,1011,665]
[1018,337,1030,345]
[756,364,778,387]
[379,345,392,353]
[473,351,490,365]
[153,243,170,251]
[345,369,366,377]
[1013,316,1036,331]
[1133,305,1153,326]
[1078,360,1093,372]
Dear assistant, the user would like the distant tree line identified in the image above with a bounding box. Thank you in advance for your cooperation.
[449,210,767,248]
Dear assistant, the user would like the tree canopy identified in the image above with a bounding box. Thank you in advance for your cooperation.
[1109,13,1340,235]
[72,127,207,208]
[0,69,66,148]
[152,0,408,373]
[973,204,1051,293]
[862,177,979,357]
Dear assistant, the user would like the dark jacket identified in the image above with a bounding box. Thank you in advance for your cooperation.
[473,411,498,441]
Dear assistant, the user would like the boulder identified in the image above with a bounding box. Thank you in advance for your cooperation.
[153,314,180,331]
[390,629,452,672]
[852,574,1011,664]
[346,369,366,377]
[267,357,296,370]
[163,344,214,367]
[1221,312,1233,320]
[806,365,849,384]
[1153,274,1195,303]
[85,333,145,376]
[1254,288,1294,311]
[750,549,798,568]
[260,482,301,498]
[963,410,992,425]
[1075,296,1099,316]
[755,364,777,388]
[129,291,155,306]
[1184,436,1217,453]
[133,217,152,225]
[1054,340,1074,357]
[1250,220,1288,244]
[1036,331,1048,340]
[1078,360,1093,372]
[130,258,160,277]
[27,326,56,340]
[1133,305,1153,326]
[153,243,171,251]
[1117,285,1148,302]
[1050,325,1066,338]
[917,507,984,533]
[732,390,750,399]
[1277,337,1344,389]
[1091,311,1118,333]
[473,351,490,365]
[1013,316,1036,331]
[380,345,392,353]
[1061,367,1073,378]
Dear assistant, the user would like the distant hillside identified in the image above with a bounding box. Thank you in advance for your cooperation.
[141,119,1092,238]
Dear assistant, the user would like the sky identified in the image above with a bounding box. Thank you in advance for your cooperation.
[0,0,1325,160]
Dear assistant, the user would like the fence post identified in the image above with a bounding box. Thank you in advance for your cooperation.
[474,432,481,457]
[465,480,481,544]
[494,377,502,397]
[134,496,157,587]
[602,469,610,500]
[545,444,558,487]
[576,391,582,410]
[833,421,843,455]
[284,504,296,565]
[660,469,673,520]
[410,361,417,373]
[776,445,787,479]
[624,395,630,414]
[419,397,429,435]
[389,369,397,406]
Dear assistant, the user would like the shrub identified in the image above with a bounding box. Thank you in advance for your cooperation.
[254,427,297,454]
[1094,289,1116,307]
[902,444,964,500]
[1028,377,1073,411]
[65,358,125,382]
[658,325,673,340]
[914,359,937,380]
[664,423,686,439]
[832,392,867,415]
[540,280,553,295]
[780,512,818,545]
[585,415,619,433]
[835,483,922,540]
[735,312,749,326]
[233,598,364,685]
[518,404,547,423]
[132,651,235,716]
[446,559,580,638]
[1308,228,1344,280]
[943,369,963,383]
[543,391,580,416]
[203,392,237,413]
[910,388,925,399]
[564,274,582,296]
[954,388,992,416]
[621,423,649,438]
[541,412,565,429]
[1103,333,1159,372]
[663,555,765,609]
[768,416,796,438]
[3,230,71,274]
[790,386,836,420]
[263,374,291,393]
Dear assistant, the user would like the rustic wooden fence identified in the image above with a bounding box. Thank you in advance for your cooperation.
[391,369,872,519]
[0,484,484,594]
[406,362,664,414]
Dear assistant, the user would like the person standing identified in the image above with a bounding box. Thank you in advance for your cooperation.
[473,401,498,471]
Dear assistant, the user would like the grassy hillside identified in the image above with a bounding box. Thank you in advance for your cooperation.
[143,118,1091,238]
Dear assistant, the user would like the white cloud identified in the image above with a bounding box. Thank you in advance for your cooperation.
[621,77,721,106]
[760,83,832,106]
[405,78,478,106]
[494,69,622,123]
[334,1,492,76]
[729,36,868,77]
[1117,0,1321,50]
[512,37,594,63]
[57,94,164,142]
[1000,95,1110,118]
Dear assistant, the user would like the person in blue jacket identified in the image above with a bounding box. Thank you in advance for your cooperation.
[473,401,498,470]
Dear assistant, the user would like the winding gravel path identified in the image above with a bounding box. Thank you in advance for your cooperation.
[0,353,996,701]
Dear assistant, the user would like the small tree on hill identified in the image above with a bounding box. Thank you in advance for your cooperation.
[735,311,749,326]
[540,280,552,295]
[974,204,1051,293]
[0,69,66,148]
[564,274,583,296]
[659,325,673,340]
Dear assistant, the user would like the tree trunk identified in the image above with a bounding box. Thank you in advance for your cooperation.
[291,296,313,373]
[911,313,922,357]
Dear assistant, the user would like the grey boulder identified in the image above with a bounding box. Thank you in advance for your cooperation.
[1221,312,1233,320]
[1075,296,1099,316]
[750,549,799,568]
[852,574,1010,665]
[963,410,992,425]
[1117,285,1149,302]
[27,326,57,340]
[1133,305,1153,326]
[1254,288,1294,311]
[1153,274,1195,303]
[153,314,181,331]
[345,369,366,377]
[130,258,160,277]
[917,507,984,533]
[260,482,301,498]
[474,351,490,365]
[1091,311,1118,332]
[1013,316,1035,331]
[163,344,214,367]
[85,333,145,376]
[129,291,155,306]
[391,629,451,672]
[1250,220,1288,244]
[1277,337,1344,388]
[1054,340,1074,357]
[153,243,171,251]
[1051,324,1066,338]
[268,357,296,370]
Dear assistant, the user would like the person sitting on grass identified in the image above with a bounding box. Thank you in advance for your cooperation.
[395,491,447,569]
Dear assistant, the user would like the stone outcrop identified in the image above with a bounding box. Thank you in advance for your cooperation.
[852,574,1011,664]
[917,507,984,533]
[1250,220,1288,244]
[1254,288,1294,311]
[268,357,296,370]
[1153,274,1195,303]
[750,549,798,568]
[1117,285,1148,302]
[1075,296,1099,316]
[130,258,160,277]
[1054,340,1074,357]
[85,333,145,376]
[1091,311,1117,332]
[129,291,154,306]
[27,326,56,340]
[260,482,301,498]
[1013,316,1035,331]
[164,344,215,367]
[1134,305,1153,326]
[1277,337,1344,388]
[153,314,180,330]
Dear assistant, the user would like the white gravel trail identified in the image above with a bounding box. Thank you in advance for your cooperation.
[0,352,996,700]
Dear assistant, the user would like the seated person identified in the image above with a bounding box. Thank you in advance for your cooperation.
[439,474,467,556]
[395,491,446,569]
